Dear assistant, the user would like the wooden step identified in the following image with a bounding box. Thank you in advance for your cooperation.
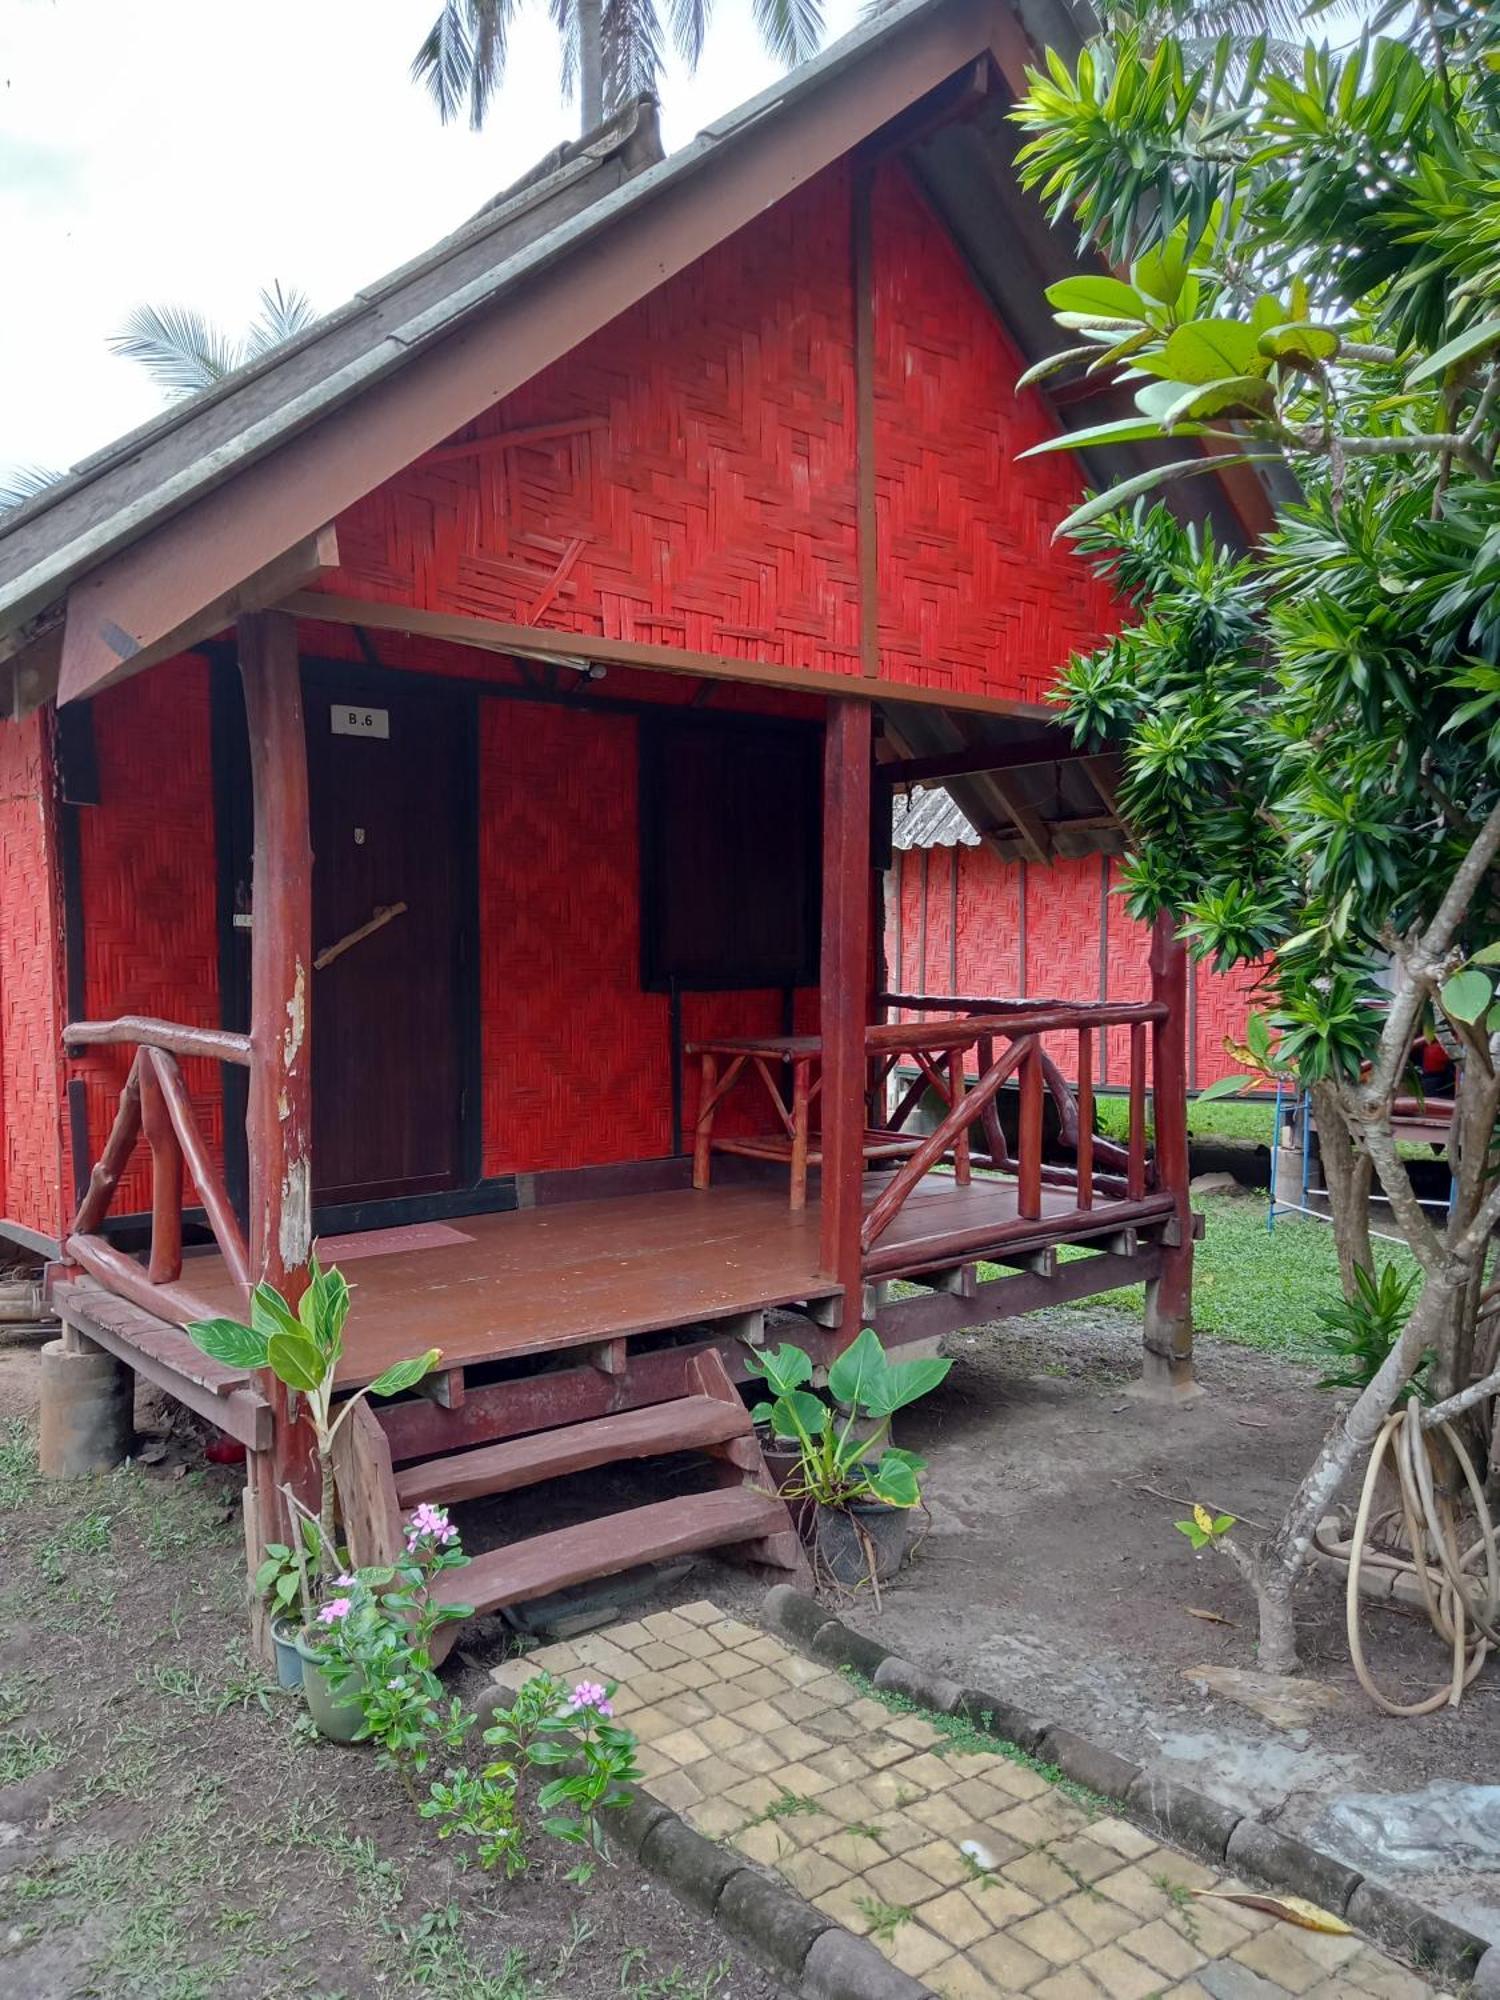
[428,1486,789,1656]
[394,1393,753,1507]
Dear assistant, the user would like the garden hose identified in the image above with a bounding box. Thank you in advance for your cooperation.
[1322,1405,1500,1715]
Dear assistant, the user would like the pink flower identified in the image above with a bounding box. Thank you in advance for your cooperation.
[404,1502,457,1552]
[568,1680,613,1717]
[317,1596,353,1624]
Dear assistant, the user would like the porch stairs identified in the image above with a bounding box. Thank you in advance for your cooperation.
[335,1346,805,1660]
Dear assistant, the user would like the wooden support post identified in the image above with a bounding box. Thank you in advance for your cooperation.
[1142,911,1198,1401]
[238,611,319,1537]
[818,699,873,1339]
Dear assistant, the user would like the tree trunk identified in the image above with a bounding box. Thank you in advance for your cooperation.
[578,0,604,129]
[1309,1081,1373,1298]
[1232,1267,1459,1669]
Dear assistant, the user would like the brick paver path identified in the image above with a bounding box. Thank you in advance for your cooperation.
[491,1603,1446,1999]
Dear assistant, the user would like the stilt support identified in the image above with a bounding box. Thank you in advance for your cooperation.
[1141,911,1200,1403]
[38,1330,134,1476]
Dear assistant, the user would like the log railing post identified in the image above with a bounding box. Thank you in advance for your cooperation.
[1143,911,1197,1400]
[238,611,319,1523]
[138,1051,184,1285]
[819,698,873,1337]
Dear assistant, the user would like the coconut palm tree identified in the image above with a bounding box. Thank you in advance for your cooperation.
[2,283,317,511]
[107,281,317,403]
[413,0,825,134]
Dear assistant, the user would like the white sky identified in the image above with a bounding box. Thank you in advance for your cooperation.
[0,0,860,478]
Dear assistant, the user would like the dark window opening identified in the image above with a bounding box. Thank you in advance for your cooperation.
[640,714,821,991]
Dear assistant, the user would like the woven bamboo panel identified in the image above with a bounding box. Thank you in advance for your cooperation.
[329,165,862,679]
[479,701,673,1173]
[1196,954,1267,1086]
[77,657,223,1215]
[955,844,1021,999]
[0,713,66,1236]
[871,163,1123,703]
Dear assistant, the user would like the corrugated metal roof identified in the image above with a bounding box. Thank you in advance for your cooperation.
[892,790,979,849]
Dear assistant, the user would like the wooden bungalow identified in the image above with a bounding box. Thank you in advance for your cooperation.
[0,0,1265,1627]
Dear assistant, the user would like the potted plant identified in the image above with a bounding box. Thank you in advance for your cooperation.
[186,1253,443,1735]
[255,1514,323,1689]
[744,1328,950,1593]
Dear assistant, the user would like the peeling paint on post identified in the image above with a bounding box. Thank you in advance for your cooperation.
[238,611,317,1520]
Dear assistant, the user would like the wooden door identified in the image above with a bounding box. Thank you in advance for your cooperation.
[304,671,473,1209]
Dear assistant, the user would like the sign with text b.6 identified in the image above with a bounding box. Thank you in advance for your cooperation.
[331,705,390,740]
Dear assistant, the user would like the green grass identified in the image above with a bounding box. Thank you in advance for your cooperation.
[1043,1193,1420,1359]
[1093,1094,1276,1146]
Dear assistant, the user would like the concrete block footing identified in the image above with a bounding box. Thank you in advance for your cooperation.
[38,1335,133,1478]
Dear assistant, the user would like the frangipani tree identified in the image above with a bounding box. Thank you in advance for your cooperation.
[1011,0,1500,1671]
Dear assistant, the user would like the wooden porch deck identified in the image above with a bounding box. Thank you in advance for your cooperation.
[171,1172,1173,1389]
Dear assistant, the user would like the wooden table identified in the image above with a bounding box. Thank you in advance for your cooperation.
[685,1031,932,1210]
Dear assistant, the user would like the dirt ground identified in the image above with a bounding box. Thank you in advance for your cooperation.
[0,1335,783,2000]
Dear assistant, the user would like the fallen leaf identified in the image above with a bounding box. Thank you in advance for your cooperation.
[1186,1607,1233,1625]
[1197,1890,1352,1934]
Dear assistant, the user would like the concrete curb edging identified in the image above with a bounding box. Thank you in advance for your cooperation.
[762,1584,1493,1995]
[614,1786,933,1999]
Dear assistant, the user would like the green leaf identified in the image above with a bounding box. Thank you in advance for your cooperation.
[1257,321,1339,364]
[861,1453,920,1508]
[1044,275,1147,322]
[365,1347,442,1399]
[741,1342,814,1397]
[827,1327,886,1412]
[1158,375,1277,425]
[1467,942,1500,966]
[1016,344,1101,390]
[186,1316,269,1371]
[266,1331,326,1394]
[862,1354,952,1419]
[1017,415,1204,460]
[1407,316,1500,386]
[1052,454,1276,539]
[1441,967,1493,1024]
[1154,320,1264,384]
[250,1284,301,1345]
[770,1389,826,1440]
[1194,1075,1254,1103]
[1131,237,1191,309]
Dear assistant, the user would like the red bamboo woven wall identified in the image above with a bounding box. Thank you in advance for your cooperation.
[75,655,223,1214]
[0,713,66,1238]
[870,163,1122,702]
[328,165,863,677]
[888,844,1259,1091]
[326,160,1118,707]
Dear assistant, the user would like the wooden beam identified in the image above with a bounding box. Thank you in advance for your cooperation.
[238,611,318,1508]
[880,740,1090,788]
[819,698,873,1335]
[58,526,340,707]
[1081,752,1125,821]
[853,166,879,678]
[2,622,63,719]
[1142,912,1196,1400]
[986,772,1052,864]
[281,590,1054,723]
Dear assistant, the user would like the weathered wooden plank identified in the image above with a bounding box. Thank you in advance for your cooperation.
[819,698,873,1326]
[394,1393,752,1506]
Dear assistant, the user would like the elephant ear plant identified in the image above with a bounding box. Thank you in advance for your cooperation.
[743,1329,951,1589]
[186,1253,441,1579]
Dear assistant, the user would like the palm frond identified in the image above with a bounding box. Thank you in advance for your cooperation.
[412,2,477,125]
[603,0,664,104]
[466,0,511,131]
[666,0,710,69]
[0,464,62,512]
[750,0,824,69]
[107,303,241,400]
[244,281,316,360]
[551,0,580,102]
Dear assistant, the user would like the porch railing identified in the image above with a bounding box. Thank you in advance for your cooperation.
[64,1017,251,1325]
[861,998,1167,1272]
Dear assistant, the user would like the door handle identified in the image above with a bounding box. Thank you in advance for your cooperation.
[313,900,408,972]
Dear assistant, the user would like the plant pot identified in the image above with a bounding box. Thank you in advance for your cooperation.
[295,1631,366,1742]
[755,1429,812,1533]
[271,1615,304,1690]
[812,1500,910,1589]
